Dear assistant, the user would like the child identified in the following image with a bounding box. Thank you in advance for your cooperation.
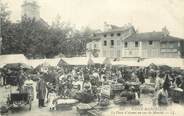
[48,89,57,110]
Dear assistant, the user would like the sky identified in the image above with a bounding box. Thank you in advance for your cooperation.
[3,0,184,38]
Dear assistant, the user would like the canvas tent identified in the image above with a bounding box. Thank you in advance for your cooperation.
[57,58,68,67]
[61,57,94,65]
[0,54,27,65]
[112,60,145,67]
[92,57,106,64]
[103,57,111,65]
[28,58,61,68]
[27,59,47,68]
[142,58,184,68]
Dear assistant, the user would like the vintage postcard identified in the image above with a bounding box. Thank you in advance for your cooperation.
[0,0,184,116]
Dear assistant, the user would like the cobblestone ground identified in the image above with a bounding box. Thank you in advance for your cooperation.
[1,83,184,116]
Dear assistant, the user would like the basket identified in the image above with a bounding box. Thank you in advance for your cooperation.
[172,88,183,103]
[76,103,92,114]
[113,97,127,105]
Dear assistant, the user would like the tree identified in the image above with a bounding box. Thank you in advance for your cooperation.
[0,0,11,54]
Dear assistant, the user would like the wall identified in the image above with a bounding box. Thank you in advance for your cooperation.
[97,28,134,58]
[141,41,160,58]
[123,41,140,57]
[122,40,181,58]
[159,41,180,58]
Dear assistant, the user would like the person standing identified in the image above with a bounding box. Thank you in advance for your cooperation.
[36,77,47,108]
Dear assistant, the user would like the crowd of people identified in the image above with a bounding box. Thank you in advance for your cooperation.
[33,65,184,108]
[1,64,184,110]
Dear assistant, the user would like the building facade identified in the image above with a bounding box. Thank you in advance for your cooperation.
[123,32,184,58]
[86,24,184,58]
[86,24,136,58]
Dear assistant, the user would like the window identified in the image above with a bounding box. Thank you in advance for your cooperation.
[111,40,114,46]
[104,34,107,37]
[104,40,107,46]
[117,33,121,36]
[111,33,114,37]
[125,42,128,48]
[149,41,153,45]
[135,41,139,47]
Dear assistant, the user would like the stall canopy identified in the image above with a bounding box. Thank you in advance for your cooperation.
[92,57,106,64]
[103,57,111,65]
[112,60,145,67]
[57,58,68,67]
[3,63,33,70]
[28,58,60,68]
[0,54,27,65]
[61,57,94,65]
[27,59,47,68]
[142,58,184,68]
[44,58,61,67]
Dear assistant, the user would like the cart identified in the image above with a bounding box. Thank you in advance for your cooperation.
[7,84,34,111]
[7,92,32,111]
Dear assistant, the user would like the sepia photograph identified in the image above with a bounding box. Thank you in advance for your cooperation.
[0,0,184,116]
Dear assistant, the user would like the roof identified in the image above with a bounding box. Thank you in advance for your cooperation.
[95,24,135,35]
[124,32,183,42]
[37,18,49,28]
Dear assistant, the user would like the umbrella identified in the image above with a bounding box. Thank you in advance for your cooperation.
[159,65,171,72]
[19,63,33,69]
[3,63,20,70]
[148,63,158,69]
[3,63,32,70]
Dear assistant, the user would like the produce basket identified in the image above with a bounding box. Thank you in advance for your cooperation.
[171,88,183,103]
[111,83,124,91]
[113,97,127,105]
[55,99,78,111]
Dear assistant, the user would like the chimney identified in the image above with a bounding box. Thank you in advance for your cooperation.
[162,26,169,36]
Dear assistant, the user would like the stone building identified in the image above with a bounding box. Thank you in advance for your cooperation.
[86,24,184,58]
[86,23,136,57]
